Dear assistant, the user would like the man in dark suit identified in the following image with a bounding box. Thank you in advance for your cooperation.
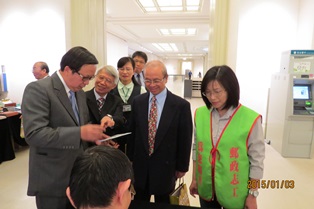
[22,46,109,209]
[132,51,147,86]
[128,60,193,203]
[85,65,124,147]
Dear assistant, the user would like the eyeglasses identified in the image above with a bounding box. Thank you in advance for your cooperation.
[133,59,145,65]
[75,71,95,81]
[202,89,225,98]
[97,75,114,85]
[129,183,136,200]
[144,78,165,85]
[118,68,133,73]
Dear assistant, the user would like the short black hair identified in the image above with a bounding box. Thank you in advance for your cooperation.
[60,46,98,72]
[117,57,140,86]
[201,65,239,110]
[132,51,148,63]
[68,146,134,209]
[117,57,135,69]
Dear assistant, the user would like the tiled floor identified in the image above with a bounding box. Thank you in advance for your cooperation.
[1,96,314,208]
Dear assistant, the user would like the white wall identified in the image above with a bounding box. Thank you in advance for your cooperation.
[0,0,68,104]
[163,59,179,75]
[106,33,128,67]
[227,0,314,126]
[193,59,204,78]
[297,0,314,48]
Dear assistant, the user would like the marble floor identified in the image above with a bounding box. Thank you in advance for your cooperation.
[1,95,314,208]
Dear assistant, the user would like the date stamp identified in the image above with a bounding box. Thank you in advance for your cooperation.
[248,179,295,189]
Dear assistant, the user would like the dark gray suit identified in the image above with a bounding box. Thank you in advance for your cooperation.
[22,72,89,199]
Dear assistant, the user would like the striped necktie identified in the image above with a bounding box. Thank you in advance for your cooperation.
[97,97,105,115]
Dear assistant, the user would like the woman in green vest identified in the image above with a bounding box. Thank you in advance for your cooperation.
[189,65,265,209]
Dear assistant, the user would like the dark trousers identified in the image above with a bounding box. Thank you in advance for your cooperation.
[36,195,74,209]
[135,187,170,204]
[134,177,171,204]
[199,196,222,209]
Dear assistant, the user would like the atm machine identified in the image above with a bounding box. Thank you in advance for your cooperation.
[266,50,314,158]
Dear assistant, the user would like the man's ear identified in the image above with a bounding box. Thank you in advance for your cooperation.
[116,179,131,203]
[66,187,77,208]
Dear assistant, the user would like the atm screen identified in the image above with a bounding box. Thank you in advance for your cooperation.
[293,85,311,100]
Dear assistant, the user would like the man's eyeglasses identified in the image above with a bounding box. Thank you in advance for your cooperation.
[97,75,114,85]
[144,78,165,85]
[202,89,225,98]
[129,183,136,200]
[75,71,95,82]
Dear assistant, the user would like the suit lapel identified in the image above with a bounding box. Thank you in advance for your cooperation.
[86,89,101,122]
[102,94,113,117]
[51,72,79,126]
[154,91,176,151]
[140,94,150,154]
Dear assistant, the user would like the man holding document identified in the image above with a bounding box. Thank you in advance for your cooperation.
[22,46,110,209]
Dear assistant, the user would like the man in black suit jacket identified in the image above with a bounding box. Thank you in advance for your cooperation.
[86,65,124,147]
[128,60,193,203]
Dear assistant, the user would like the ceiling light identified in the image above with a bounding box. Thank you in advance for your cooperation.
[157,0,182,7]
[152,43,179,52]
[171,29,185,35]
[152,43,164,51]
[186,0,200,6]
[136,0,202,13]
[158,28,196,36]
[169,43,178,51]
[187,28,196,35]
[160,7,183,11]
[138,0,155,7]
[159,43,172,51]
[160,29,170,35]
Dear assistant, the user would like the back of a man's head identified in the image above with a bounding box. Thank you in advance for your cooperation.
[67,146,134,209]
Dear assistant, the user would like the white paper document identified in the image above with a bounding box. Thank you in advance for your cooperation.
[99,132,132,142]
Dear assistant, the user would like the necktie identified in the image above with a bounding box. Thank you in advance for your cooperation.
[136,74,141,85]
[97,97,105,115]
[148,96,157,155]
[69,91,80,124]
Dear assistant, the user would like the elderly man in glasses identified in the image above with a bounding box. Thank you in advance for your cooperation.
[22,46,111,209]
[127,60,193,204]
[85,65,124,148]
[67,146,135,209]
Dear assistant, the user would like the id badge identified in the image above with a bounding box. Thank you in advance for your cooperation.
[123,104,132,112]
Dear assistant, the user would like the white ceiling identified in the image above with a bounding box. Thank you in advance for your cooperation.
[106,0,210,59]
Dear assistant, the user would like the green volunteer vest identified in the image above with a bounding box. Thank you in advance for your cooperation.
[195,105,260,209]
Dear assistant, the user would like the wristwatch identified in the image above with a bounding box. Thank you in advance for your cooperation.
[106,114,113,120]
[248,189,259,197]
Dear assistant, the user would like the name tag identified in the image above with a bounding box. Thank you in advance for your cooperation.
[123,104,132,112]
